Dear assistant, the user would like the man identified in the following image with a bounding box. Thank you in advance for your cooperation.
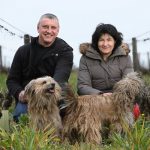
[6,13,73,121]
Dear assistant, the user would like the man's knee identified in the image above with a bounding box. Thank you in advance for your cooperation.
[13,102,28,122]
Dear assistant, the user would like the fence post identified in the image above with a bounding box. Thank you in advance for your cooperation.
[24,34,31,44]
[132,37,140,71]
[0,46,2,72]
[147,52,150,71]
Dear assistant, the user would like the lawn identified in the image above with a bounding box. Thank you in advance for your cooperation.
[0,72,7,92]
[0,71,150,149]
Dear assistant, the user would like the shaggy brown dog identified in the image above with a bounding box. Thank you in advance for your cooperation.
[62,72,144,144]
[24,76,62,135]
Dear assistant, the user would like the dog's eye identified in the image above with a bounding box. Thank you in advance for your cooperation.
[42,81,47,84]
[31,89,35,95]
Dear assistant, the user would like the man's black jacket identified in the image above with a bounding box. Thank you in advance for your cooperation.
[6,37,73,101]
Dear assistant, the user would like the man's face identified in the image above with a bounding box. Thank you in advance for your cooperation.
[37,17,59,47]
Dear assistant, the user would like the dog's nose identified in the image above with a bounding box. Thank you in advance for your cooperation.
[51,83,55,89]
[47,83,55,93]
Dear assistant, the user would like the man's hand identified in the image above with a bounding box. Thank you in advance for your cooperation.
[18,90,27,103]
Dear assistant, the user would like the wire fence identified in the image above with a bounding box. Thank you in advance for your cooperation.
[0,18,150,72]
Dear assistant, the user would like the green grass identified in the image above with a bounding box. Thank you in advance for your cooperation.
[143,74,150,85]
[1,71,148,92]
[69,70,78,93]
[111,116,150,150]
[0,115,149,150]
[0,71,150,149]
[0,72,7,92]
[0,71,78,93]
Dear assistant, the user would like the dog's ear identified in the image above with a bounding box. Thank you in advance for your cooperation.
[24,80,35,98]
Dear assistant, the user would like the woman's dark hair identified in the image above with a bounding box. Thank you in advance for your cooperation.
[91,23,123,51]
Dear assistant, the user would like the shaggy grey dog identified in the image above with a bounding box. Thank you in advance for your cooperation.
[62,72,144,144]
[135,84,150,119]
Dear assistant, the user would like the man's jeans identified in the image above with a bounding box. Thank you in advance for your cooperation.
[13,102,28,122]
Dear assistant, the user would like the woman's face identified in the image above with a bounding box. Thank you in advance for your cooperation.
[98,33,115,56]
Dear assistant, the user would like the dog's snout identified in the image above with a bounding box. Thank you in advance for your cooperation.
[47,83,55,93]
[51,83,55,89]
[45,83,55,94]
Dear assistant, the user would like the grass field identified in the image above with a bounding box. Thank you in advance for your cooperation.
[1,71,150,91]
[0,71,150,149]
[0,71,77,92]
[143,73,150,84]
[0,73,7,92]
[69,70,78,93]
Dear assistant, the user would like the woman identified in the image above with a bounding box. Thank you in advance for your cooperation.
[77,23,133,96]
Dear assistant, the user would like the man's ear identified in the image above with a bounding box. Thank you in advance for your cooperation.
[37,23,40,33]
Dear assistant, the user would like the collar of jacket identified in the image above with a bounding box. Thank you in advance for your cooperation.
[81,44,127,61]
[31,36,57,48]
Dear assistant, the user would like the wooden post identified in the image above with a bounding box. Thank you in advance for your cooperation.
[132,37,140,71]
[0,46,2,72]
[24,34,31,44]
[147,52,150,71]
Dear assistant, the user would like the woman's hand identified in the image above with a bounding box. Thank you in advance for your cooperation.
[102,92,112,96]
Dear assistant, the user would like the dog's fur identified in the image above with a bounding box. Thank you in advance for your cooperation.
[24,76,62,135]
[136,84,150,119]
[62,72,144,144]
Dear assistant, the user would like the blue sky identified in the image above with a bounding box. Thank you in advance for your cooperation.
[0,0,150,67]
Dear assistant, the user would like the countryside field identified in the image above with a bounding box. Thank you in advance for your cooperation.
[1,71,150,92]
[0,71,77,92]
[0,71,150,149]
[0,73,7,92]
